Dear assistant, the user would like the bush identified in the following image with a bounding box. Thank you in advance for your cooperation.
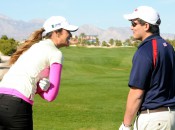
[0,36,18,55]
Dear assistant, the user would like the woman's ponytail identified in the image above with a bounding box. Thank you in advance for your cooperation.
[9,28,45,65]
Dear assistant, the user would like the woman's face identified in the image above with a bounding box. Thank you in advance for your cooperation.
[58,29,72,47]
[52,29,72,48]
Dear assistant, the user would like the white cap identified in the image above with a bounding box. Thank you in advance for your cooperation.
[123,6,160,25]
[43,16,78,34]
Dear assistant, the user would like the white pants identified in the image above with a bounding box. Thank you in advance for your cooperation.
[133,109,175,130]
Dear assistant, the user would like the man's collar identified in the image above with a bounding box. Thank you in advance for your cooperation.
[138,33,160,48]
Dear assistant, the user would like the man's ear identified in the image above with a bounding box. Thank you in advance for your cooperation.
[144,23,150,31]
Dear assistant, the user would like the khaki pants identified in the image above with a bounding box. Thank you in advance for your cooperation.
[133,109,175,130]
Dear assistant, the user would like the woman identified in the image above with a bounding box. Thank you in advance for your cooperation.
[0,16,78,130]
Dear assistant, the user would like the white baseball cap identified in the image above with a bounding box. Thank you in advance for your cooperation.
[43,16,78,33]
[123,6,160,25]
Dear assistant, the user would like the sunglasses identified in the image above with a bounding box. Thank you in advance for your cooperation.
[131,21,139,27]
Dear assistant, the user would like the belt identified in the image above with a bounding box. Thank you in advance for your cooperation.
[140,106,175,114]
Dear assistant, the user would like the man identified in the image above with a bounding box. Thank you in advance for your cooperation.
[119,6,175,130]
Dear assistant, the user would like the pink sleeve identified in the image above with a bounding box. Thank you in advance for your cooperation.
[37,63,62,102]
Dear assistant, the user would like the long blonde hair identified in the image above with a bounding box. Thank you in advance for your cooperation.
[9,28,45,65]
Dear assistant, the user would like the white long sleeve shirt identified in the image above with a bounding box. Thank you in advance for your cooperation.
[0,39,63,101]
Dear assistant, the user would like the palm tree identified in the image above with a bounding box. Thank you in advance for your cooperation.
[79,33,86,45]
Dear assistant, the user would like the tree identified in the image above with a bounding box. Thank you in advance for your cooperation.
[132,40,140,47]
[123,38,131,46]
[95,37,100,46]
[115,39,122,46]
[109,39,114,46]
[166,39,175,47]
[102,41,107,46]
[1,35,8,40]
[79,33,86,45]
[0,36,18,55]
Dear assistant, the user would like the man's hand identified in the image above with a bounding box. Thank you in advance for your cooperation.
[119,122,132,130]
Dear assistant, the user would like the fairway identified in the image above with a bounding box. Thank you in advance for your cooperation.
[33,47,136,130]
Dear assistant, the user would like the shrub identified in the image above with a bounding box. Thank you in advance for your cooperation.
[0,36,18,55]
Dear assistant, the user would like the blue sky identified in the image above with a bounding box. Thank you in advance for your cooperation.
[0,0,175,34]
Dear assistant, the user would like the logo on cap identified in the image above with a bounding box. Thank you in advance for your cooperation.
[134,9,138,12]
[51,23,61,28]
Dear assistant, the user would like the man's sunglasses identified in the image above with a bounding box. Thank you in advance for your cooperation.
[131,21,138,27]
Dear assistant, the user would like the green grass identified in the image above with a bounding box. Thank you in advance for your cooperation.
[33,47,136,130]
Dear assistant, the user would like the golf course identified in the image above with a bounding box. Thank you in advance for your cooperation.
[33,46,136,130]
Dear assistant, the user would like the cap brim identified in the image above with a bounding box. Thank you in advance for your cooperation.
[64,25,79,32]
[123,14,138,21]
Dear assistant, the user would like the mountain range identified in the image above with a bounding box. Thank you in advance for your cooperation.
[0,14,174,42]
